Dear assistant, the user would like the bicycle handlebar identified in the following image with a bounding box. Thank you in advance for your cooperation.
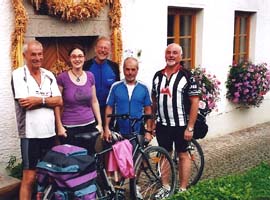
[107,113,154,130]
[107,113,154,121]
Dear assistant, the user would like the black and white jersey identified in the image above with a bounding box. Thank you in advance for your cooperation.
[152,66,200,127]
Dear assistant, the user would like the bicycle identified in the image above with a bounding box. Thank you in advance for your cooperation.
[172,138,204,189]
[39,114,176,200]
[105,113,177,200]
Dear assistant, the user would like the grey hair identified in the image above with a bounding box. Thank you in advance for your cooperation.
[96,36,111,47]
[166,43,183,55]
[23,40,43,54]
[123,57,139,69]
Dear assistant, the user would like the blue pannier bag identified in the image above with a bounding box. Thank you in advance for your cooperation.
[36,144,97,200]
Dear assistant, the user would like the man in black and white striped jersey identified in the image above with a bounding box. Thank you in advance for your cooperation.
[151,43,200,199]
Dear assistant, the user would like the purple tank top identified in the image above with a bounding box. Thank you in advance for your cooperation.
[57,71,95,126]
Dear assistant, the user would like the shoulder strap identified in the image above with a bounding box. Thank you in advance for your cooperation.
[180,67,192,84]
[180,67,192,114]
[107,60,120,81]
[83,59,94,71]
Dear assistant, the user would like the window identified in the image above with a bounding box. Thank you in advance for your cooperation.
[167,8,197,69]
[233,12,251,64]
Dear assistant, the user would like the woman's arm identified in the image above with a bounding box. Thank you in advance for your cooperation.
[55,86,66,137]
[91,85,103,133]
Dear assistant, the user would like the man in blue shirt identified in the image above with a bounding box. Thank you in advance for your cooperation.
[103,57,152,143]
[83,36,120,126]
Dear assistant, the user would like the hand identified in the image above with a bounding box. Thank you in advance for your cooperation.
[19,97,41,110]
[57,126,67,138]
[144,132,153,142]
[184,129,193,141]
[95,124,103,134]
[103,127,112,142]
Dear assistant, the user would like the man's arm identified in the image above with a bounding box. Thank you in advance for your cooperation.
[104,105,113,142]
[18,96,62,110]
[43,96,63,107]
[184,96,199,141]
[151,94,157,135]
[144,105,153,141]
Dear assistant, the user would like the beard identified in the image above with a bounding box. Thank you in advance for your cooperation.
[166,60,177,67]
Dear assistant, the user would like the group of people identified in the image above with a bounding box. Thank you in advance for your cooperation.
[12,37,200,200]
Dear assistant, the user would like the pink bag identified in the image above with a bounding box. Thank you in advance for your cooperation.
[107,139,135,178]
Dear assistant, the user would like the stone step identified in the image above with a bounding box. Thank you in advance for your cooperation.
[0,174,20,200]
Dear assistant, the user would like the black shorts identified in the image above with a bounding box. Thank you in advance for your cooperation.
[21,136,56,170]
[155,123,188,153]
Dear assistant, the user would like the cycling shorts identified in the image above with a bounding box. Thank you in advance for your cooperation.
[21,136,56,169]
[155,123,188,153]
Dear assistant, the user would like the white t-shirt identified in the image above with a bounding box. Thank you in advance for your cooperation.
[126,84,135,100]
[12,65,61,138]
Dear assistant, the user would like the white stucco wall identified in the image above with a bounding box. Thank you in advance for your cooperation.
[121,0,270,138]
[0,0,20,165]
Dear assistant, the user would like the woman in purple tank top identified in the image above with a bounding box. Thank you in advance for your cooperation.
[55,45,103,153]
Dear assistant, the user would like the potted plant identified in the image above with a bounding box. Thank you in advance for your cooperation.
[226,62,270,107]
[192,67,221,114]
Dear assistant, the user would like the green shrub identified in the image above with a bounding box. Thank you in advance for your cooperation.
[168,162,270,200]
[5,156,22,179]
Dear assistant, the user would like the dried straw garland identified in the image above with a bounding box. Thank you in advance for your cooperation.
[11,0,28,69]
[109,0,122,64]
[32,0,109,22]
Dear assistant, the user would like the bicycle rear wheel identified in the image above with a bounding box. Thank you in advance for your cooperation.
[131,146,176,200]
[173,138,204,188]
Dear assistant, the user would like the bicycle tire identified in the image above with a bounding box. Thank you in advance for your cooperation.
[131,146,176,200]
[173,138,204,188]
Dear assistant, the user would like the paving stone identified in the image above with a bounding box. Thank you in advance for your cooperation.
[198,121,270,180]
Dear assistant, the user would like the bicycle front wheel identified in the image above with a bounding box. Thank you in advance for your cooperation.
[131,146,176,200]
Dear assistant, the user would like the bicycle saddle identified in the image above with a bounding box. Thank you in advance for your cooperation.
[73,130,100,140]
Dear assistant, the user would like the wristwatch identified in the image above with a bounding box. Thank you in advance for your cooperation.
[42,97,46,105]
[187,127,194,132]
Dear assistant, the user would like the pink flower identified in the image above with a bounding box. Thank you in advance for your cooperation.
[232,98,239,103]
[234,92,240,97]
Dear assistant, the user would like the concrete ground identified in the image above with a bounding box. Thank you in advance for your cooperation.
[198,121,270,180]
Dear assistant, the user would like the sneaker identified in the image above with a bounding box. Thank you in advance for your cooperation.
[136,185,143,200]
[178,188,187,193]
[154,185,171,199]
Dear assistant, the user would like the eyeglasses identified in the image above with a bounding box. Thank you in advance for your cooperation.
[70,54,85,59]
[96,46,109,51]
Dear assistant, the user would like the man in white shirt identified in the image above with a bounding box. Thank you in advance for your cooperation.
[12,40,62,200]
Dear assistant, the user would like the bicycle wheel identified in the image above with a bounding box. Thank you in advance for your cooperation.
[173,138,204,188]
[131,146,176,200]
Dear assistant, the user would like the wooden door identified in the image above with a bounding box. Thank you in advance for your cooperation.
[37,36,97,75]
